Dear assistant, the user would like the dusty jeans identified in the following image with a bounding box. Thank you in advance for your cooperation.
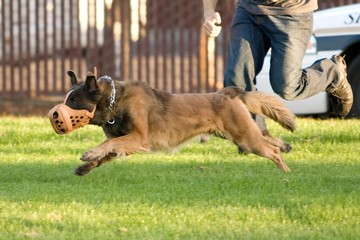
[224,6,341,129]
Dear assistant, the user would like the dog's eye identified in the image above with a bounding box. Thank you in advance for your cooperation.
[70,97,79,104]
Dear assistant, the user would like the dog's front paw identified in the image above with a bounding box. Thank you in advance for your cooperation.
[74,162,99,176]
[81,148,106,162]
[74,164,91,176]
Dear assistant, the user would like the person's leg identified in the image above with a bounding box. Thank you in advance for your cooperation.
[260,12,318,100]
[224,7,270,134]
[261,12,353,117]
[224,7,271,153]
[224,7,270,91]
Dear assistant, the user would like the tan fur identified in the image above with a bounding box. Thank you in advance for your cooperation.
[70,76,295,176]
[243,91,296,132]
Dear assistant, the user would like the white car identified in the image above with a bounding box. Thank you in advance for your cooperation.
[256,4,360,117]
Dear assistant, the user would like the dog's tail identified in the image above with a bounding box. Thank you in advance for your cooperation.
[243,91,296,132]
[220,87,296,132]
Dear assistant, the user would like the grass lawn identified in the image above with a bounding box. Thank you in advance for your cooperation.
[0,116,359,239]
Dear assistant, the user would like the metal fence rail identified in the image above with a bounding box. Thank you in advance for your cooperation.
[1,0,359,105]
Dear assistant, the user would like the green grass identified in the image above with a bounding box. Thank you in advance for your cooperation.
[0,116,359,239]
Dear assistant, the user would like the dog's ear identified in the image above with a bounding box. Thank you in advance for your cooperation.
[67,70,79,86]
[85,72,99,93]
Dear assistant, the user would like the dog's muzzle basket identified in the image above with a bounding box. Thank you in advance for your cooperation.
[48,90,95,134]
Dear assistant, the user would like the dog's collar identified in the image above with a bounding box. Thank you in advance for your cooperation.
[99,75,116,125]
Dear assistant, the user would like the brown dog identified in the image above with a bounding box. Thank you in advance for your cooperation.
[49,71,295,176]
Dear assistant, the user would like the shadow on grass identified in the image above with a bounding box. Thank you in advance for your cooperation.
[0,159,359,208]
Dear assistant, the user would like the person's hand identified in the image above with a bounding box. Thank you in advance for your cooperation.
[203,12,222,38]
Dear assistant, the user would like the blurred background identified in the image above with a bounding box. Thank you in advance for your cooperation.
[0,0,359,115]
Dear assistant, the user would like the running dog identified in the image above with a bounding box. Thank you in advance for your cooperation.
[49,71,295,176]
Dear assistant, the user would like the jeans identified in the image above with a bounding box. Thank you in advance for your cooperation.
[224,6,342,130]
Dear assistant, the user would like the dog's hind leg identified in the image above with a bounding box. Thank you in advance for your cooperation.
[236,137,291,172]
[262,129,292,153]
[223,110,291,172]
[255,143,291,172]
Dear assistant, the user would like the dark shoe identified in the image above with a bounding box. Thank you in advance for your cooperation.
[327,55,353,118]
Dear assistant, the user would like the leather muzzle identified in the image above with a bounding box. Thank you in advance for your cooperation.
[48,91,96,134]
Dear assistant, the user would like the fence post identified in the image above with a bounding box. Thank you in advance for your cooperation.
[120,0,131,80]
[102,0,115,77]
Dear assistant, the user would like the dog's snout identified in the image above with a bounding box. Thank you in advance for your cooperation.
[48,92,95,135]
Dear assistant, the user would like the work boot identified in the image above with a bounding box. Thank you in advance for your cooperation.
[327,55,353,118]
